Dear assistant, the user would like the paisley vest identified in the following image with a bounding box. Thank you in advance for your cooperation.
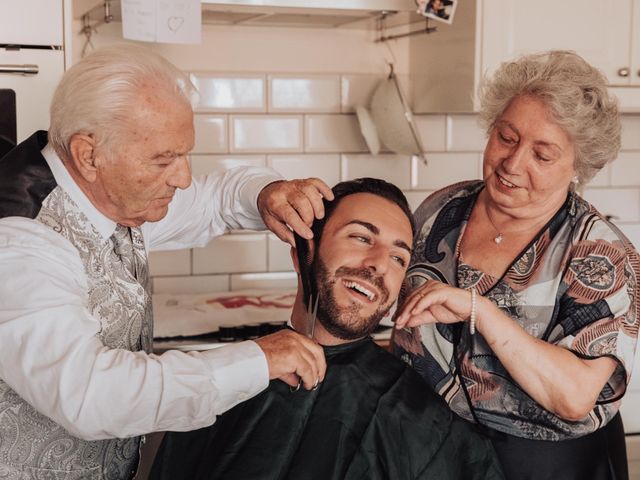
[0,131,153,479]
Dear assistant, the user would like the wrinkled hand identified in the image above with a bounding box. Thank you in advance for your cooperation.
[395,280,473,329]
[254,329,327,390]
[257,178,334,246]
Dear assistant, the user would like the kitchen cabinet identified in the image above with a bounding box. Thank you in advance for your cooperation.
[481,0,639,87]
[0,0,64,46]
[0,0,66,142]
[0,49,65,140]
[411,0,640,112]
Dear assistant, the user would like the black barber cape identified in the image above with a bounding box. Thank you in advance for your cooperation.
[151,337,504,480]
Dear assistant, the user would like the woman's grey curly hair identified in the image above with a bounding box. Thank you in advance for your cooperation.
[477,50,620,186]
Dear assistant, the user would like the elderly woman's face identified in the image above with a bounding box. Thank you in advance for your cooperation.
[483,95,575,218]
[93,87,195,227]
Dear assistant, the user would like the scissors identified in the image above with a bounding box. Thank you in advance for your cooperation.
[290,293,319,392]
[289,232,321,392]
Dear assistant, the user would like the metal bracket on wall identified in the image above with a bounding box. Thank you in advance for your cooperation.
[375,12,437,43]
[80,1,114,57]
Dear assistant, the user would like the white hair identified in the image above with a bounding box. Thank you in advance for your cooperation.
[49,43,198,161]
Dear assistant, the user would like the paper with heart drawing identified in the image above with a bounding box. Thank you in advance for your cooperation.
[157,0,201,43]
[122,0,201,44]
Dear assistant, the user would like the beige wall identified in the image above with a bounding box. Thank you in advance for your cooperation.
[71,20,411,74]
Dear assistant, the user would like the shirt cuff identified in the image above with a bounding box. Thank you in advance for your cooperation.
[240,171,284,229]
[199,340,269,411]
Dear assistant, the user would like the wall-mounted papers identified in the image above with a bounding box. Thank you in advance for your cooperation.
[122,0,201,44]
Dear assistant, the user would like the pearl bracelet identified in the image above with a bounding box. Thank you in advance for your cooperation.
[469,288,477,335]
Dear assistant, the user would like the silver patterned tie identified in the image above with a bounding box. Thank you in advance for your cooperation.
[111,225,154,352]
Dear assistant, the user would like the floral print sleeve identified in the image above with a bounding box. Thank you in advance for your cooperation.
[551,216,640,403]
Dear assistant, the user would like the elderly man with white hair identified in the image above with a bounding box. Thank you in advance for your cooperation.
[0,44,329,480]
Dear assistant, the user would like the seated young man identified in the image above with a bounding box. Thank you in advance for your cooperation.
[150,178,504,480]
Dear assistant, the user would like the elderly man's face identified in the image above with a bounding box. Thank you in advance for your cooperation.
[94,86,195,226]
[311,193,413,340]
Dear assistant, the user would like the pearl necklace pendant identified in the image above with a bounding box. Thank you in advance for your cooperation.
[494,233,503,244]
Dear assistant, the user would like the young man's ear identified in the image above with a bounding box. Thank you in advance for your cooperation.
[68,133,98,182]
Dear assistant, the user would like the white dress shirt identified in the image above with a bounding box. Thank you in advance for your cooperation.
[0,145,283,441]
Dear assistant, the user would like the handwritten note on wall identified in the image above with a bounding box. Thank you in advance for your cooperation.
[122,0,201,44]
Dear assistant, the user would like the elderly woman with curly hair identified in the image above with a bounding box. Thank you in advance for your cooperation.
[393,50,639,480]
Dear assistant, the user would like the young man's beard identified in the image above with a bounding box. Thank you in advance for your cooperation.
[311,257,392,341]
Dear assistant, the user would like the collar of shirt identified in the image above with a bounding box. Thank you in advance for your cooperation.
[41,143,117,240]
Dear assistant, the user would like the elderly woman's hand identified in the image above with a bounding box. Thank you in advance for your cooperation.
[395,280,475,329]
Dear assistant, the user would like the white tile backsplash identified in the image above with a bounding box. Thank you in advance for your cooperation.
[268,154,340,185]
[153,274,229,294]
[193,115,228,154]
[189,73,266,112]
[446,114,487,152]
[618,224,640,249]
[612,152,640,187]
[191,155,266,177]
[404,190,435,212]
[269,75,341,113]
[267,234,294,272]
[588,163,611,187]
[304,114,367,153]
[413,152,481,190]
[230,272,298,291]
[148,250,191,277]
[192,233,267,274]
[582,188,640,222]
[621,115,640,150]
[342,153,412,190]
[231,115,303,153]
[414,115,447,152]
[149,78,640,299]
[340,74,384,113]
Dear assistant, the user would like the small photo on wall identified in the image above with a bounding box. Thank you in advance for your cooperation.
[415,0,458,25]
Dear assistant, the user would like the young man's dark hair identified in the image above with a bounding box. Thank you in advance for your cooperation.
[311,177,416,243]
[296,177,415,315]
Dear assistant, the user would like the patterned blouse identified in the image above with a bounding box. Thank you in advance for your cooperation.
[393,180,640,441]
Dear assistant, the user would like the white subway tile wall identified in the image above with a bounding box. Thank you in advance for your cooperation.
[190,73,266,113]
[588,163,611,187]
[268,154,340,185]
[413,152,482,190]
[192,233,267,275]
[340,74,384,113]
[230,272,297,291]
[231,115,303,153]
[304,114,367,153]
[414,115,447,152]
[342,153,412,190]
[582,188,640,224]
[191,155,266,177]
[192,115,227,154]
[153,274,230,294]
[148,250,191,277]
[267,233,294,272]
[446,114,487,151]
[150,73,640,310]
[269,75,341,113]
